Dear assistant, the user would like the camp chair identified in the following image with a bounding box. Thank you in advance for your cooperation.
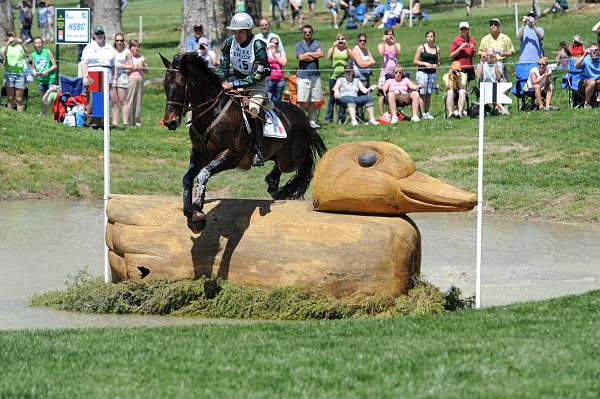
[561,58,585,108]
[512,63,537,111]
[59,75,84,97]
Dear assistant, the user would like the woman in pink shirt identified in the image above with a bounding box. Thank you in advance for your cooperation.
[377,29,401,115]
[382,66,423,123]
[126,40,147,126]
[267,36,287,101]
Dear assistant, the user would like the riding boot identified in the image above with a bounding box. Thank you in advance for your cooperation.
[251,117,265,167]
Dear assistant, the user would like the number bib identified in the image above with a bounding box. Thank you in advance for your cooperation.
[230,36,257,75]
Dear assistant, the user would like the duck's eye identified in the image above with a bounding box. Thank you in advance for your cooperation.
[357,151,378,167]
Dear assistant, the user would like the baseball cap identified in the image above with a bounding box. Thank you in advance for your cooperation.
[451,61,462,71]
[572,34,583,44]
[593,21,600,33]
[198,37,209,47]
[459,21,469,29]
[193,24,204,31]
[92,25,105,34]
[489,18,501,25]
[526,11,536,18]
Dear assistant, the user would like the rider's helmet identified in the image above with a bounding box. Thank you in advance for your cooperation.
[227,13,254,30]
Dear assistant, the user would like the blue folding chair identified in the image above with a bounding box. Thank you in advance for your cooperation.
[561,58,584,108]
[512,63,537,111]
[59,75,84,97]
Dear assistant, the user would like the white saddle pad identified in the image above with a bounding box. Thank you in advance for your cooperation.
[263,109,287,139]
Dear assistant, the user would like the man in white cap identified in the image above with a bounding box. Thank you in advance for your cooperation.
[450,21,477,82]
[216,12,271,166]
[478,18,515,81]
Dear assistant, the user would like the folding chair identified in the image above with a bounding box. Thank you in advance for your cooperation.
[561,58,584,108]
[512,63,537,111]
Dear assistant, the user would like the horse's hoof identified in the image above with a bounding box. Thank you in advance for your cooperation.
[188,211,207,233]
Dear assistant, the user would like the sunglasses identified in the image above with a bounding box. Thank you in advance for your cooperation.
[460,27,469,30]
[303,31,312,35]
[490,22,499,26]
[394,71,403,75]
[358,39,367,42]
[538,63,547,66]
[115,39,124,42]
[271,42,279,45]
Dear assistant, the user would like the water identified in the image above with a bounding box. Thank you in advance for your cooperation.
[1,200,599,330]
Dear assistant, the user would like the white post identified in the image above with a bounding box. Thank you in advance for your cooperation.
[409,0,413,28]
[102,67,111,284]
[515,3,519,37]
[139,16,143,43]
[476,83,485,309]
[482,0,485,9]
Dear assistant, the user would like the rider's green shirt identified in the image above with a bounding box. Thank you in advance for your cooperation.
[215,35,271,88]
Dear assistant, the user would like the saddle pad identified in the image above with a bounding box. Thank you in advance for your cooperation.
[263,109,287,139]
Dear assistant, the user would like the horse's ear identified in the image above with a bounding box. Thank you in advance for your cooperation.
[160,53,172,69]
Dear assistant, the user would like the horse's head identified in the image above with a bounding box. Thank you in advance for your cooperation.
[161,53,187,130]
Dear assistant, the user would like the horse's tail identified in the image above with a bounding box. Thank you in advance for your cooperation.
[272,127,327,200]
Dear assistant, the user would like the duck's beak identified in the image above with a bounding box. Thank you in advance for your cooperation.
[395,171,477,213]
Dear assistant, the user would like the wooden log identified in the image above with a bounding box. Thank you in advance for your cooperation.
[106,194,421,298]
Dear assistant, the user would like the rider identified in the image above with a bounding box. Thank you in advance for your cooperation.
[215,12,271,167]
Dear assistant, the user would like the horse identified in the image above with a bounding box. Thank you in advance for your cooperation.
[161,52,327,233]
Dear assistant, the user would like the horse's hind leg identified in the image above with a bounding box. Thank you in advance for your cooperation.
[189,148,234,233]
[265,163,282,199]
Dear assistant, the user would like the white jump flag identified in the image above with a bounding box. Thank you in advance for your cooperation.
[476,82,512,309]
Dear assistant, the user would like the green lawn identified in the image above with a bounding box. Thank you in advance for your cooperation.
[2,290,600,398]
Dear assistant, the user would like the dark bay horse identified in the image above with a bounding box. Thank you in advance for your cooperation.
[161,52,327,233]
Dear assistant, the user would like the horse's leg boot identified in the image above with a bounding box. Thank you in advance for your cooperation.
[251,117,265,167]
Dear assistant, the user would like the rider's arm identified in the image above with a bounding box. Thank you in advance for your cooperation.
[214,37,233,81]
[232,39,271,88]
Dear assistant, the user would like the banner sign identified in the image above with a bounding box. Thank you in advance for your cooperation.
[55,8,91,44]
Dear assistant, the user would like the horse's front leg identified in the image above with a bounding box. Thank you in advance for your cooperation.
[183,152,202,219]
[189,148,234,233]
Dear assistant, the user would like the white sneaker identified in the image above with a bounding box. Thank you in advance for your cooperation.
[423,112,434,120]
[334,24,339,29]
[411,115,420,122]
[309,120,321,128]
[368,118,379,125]
[390,116,399,124]
[452,110,460,118]
[351,120,359,126]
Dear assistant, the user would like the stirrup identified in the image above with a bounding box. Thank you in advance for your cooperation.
[252,147,265,167]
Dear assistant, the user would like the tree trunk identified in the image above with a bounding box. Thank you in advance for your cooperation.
[81,0,122,41]
[245,0,262,23]
[180,0,232,51]
[0,0,14,44]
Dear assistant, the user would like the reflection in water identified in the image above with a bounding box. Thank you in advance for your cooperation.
[1,200,599,330]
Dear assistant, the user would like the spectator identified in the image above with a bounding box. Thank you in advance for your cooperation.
[307,0,316,16]
[31,37,57,116]
[465,0,472,17]
[377,0,403,29]
[377,29,401,115]
[476,47,509,115]
[594,21,600,46]
[443,61,467,118]
[399,0,426,27]
[1,32,29,112]
[37,2,52,43]
[197,37,217,69]
[81,26,116,126]
[271,0,285,24]
[257,19,285,54]
[517,12,544,64]
[325,33,351,123]
[47,2,55,40]
[289,0,304,28]
[532,0,541,18]
[574,43,600,108]
[326,0,348,29]
[19,1,33,44]
[569,35,584,57]
[524,56,556,110]
[185,25,208,53]
[126,40,148,126]
[413,30,439,120]
[450,21,477,82]
[382,65,423,123]
[541,0,568,18]
[267,36,287,101]
[351,33,376,86]
[111,33,133,128]
[479,18,515,81]
[295,24,324,128]
[332,65,378,126]
[556,41,570,69]
[364,0,386,27]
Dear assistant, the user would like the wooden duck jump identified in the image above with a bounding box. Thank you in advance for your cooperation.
[106,142,477,298]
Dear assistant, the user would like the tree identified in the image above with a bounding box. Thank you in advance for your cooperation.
[0,0,14,44]
[178,0,262,51]
[80,0,122,41]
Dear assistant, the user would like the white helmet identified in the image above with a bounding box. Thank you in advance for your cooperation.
[227,13,254,30]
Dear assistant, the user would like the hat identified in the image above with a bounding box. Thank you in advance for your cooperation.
[459,21,469,29]
[572,34,583,44]
[526,11,536,18]
[193,24,204,31]
[489,18,501,25]
[593,21,600,33]
[450,61,462,71]
[198,37,209,47]
[92,25,105,34]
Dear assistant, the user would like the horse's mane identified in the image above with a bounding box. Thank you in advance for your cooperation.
[176,52,222,91]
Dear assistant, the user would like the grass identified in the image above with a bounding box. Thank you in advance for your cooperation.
[2,290,599,397]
